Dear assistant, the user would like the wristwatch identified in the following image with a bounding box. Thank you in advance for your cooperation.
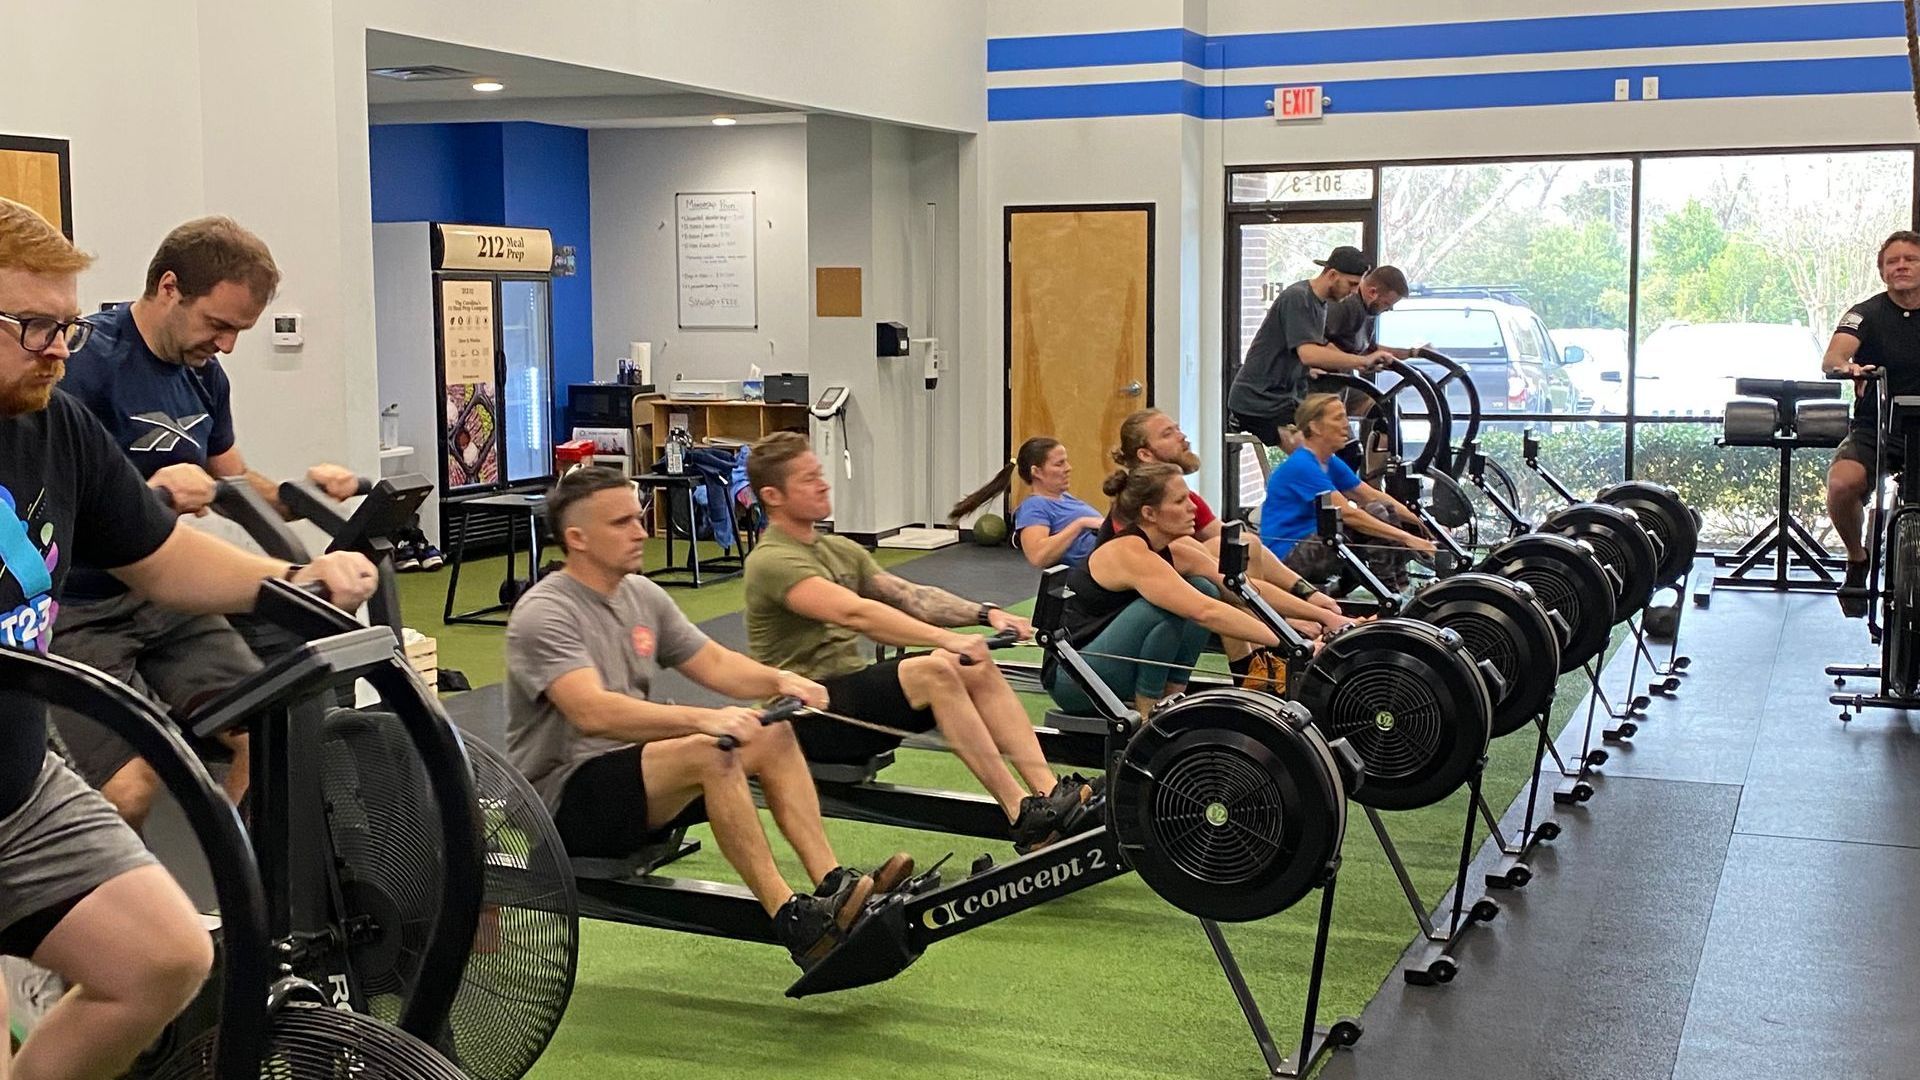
[1289,578,1319,598]
[281,563,307,581]
[978,603,1000,626]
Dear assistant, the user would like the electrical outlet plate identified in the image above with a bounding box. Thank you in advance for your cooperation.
[1642,76,1660,100]
[1614,78,1630,101]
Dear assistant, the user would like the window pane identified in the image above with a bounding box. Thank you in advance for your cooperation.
[1234,219,1366,361]
[1472,421,1625,527]
[1231,168,1375,204]
[1634,150,1914,418]
[1632,422,1832,550]
[1378,160,1632,417]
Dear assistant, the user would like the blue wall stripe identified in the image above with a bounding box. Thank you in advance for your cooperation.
[987,2,1904,72]
[988,55,1914,121]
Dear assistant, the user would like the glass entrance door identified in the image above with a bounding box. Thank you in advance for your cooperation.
[1230,215,1370,365]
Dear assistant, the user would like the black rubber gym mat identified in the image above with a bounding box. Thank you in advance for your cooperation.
[1671,832,1920,1080]
[1318,775,1740,1080]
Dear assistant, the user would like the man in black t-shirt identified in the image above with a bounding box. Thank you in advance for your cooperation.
[1823,230,1920,609]
[0,198,375,1080]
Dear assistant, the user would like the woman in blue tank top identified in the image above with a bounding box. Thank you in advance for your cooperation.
[950,437,1105,568]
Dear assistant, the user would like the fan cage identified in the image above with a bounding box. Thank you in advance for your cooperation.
[1150,746,1288,885]
[1322,664,1445,781]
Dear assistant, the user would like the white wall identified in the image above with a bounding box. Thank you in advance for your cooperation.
[589,124,809,384]
[349,0,986,135]
[0,1,205,311]
[3,0,986,497]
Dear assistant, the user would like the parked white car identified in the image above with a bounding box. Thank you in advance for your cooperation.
[1632,322,1823,416]
[1550,328,1628,414]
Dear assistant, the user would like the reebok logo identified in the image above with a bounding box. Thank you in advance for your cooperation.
[128,411,210,453]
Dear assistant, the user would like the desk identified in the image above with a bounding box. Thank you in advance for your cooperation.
[633,472,746,588]
[443,491,550,625]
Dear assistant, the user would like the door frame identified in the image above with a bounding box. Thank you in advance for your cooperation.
[1219,207,1376,473]
[1002,202,1157,515]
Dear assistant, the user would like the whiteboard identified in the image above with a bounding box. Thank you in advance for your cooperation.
[676,191,757,329]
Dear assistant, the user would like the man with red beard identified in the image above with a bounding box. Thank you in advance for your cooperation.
[0,197,373,1080]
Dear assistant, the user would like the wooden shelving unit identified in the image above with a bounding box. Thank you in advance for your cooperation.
[630,397,810,531]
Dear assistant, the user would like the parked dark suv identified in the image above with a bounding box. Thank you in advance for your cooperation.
[1375,288,1585,421]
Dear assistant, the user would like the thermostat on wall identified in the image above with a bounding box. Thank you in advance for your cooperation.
[271,313,303,347]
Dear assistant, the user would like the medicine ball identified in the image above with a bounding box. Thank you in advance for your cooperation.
[972,514,1010,547]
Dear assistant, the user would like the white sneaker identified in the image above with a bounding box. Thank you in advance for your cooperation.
[3,954,67,1045]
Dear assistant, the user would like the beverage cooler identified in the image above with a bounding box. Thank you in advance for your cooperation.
[373,221,558,548]
[432,223,556,495]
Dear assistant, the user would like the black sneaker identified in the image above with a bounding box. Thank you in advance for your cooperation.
[816,852,914,898]
[417,542,444,571]
[1841,559,1869,619]
[1010,777,1093,854]
[774,872,874,970]
[394,541,421,573]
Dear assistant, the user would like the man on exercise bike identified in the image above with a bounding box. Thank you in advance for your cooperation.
[50,217,362,829]
[1227,245,1394,452]
[0,197,375,1080]
[505,467,913,971]
[743,432,1095,854]
[1824,230,1920,616]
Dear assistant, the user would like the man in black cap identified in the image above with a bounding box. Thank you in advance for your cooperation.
[1228,245,1397,451]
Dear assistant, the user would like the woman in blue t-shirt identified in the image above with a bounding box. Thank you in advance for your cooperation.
[950,437,1105,568]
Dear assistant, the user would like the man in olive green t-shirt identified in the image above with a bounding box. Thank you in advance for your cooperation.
[743,432,1095,853]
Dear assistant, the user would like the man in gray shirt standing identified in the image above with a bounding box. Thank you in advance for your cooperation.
[1228,246,1395,450]
[505,467,912,972]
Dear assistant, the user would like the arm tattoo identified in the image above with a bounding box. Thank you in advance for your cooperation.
[861,573,980,627]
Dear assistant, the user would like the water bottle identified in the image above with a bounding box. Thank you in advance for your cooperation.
[380,404,400,450]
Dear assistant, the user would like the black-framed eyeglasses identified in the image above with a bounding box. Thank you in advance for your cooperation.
[0,311,92,355]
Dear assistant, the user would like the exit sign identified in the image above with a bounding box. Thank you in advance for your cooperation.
[1274,85,1324,121]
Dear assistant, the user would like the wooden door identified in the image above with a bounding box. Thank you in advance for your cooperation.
[0,137,71,234]
[1006,205,1152,513]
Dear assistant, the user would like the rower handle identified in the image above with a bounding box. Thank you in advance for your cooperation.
[718,695,809,750]
[958,627,1023,666]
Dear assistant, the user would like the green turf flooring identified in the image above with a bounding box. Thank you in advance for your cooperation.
[394,555,1606,1080]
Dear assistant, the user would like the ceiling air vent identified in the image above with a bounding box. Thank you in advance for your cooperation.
[369,65,480,81]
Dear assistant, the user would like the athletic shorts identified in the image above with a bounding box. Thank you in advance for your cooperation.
[552,746,708,859]
[1836,432,1907,477]
[1228,409,1290,452]
[0,752,158,958]
[804,656,939,764]
[49,593,263,787]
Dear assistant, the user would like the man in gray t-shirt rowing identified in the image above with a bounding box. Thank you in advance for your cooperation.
[1228,246,1396,452]
[505,467,911,971]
